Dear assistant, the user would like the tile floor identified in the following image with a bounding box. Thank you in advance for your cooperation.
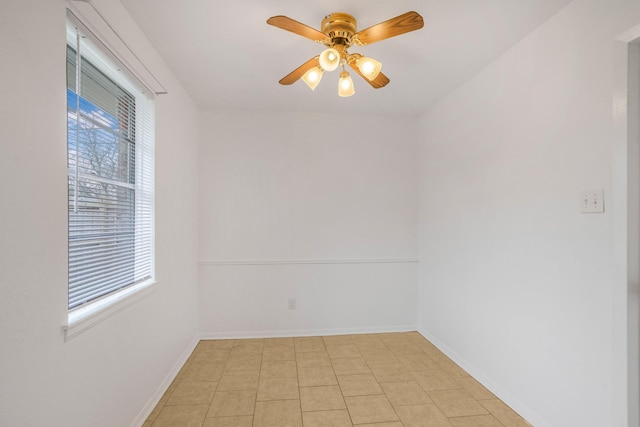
[144,332,531,427]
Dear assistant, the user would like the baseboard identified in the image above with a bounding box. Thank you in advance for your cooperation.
[199,324,417,340]
[130,335,200,427]
[417,327,549,427]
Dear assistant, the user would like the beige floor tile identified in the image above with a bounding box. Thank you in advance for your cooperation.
[165,381,217,405]
[395,404,452,427]
[322,335,355,346]
[405,331,426,340]
[337,373,383,396]
[294,337,326,353]
[257,377,300,401]
[352,340,387,352]
[331,357,371,376]
[479,399,532,426]
[298,366,338,386]
[145,401,163,422]
[422,347,448,360]
[388,344,423,356]
[449,414,505,427]
[296,351,331,368]
[194,349,231,364]
[326,344,361,359]
[228,348,260,359]
[379,334,414,346]
[230,341,264,356]
[217,371,259,391]
[193,341,233,361]
[412,343,432,353]
[397,354,441,372]
[146,335,530,427]
[455,378,496,400]
[367,361,414,383]
[436,359,470,379]
[182,361,226,382]
[355,423,403,427]
[142,421,153,427]
[429,389,474,402]
[197,340,236,351]
[262,348,295,362]
[331,357,371,375]
[253,399,302,427]
[260,360,297,378]
[263,337,294,349]
[207,390,256,417]
[153,404,209,427]
[174,362,193,383]
[434,398,489,417]
[381,380,433,406]
[203,415,253,426]
[413,369,461,392]
[157,381,177,405]
[360,349,398,364]
[352,335,387,345]
[344,394,398,424]
[390,341,427,353]
[224,353,262,372]
[300,385,346,411]
[302,409,353,427]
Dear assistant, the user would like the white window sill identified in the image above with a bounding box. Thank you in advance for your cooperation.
[63,279,157,341]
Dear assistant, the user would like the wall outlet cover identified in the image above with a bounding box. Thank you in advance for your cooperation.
[581,189,604,213]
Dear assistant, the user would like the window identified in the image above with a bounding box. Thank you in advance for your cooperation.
[66,16,154,312]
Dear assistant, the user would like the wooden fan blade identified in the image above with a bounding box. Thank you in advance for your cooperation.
[267,15,327,43]
[348,62,390,89]
[279,56,320,85]
[354,11,424,45]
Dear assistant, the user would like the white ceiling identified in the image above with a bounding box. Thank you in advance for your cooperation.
[121,0,571,116]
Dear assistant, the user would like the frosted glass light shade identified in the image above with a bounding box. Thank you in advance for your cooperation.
[319,48,340,72]
[338,71,355,97]
[357,56,382,80]
[301,66,323,90]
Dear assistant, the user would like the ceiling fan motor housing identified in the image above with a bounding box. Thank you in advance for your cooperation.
[321,12,356,49]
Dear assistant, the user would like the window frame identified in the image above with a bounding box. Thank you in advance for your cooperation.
[63,10,156,340]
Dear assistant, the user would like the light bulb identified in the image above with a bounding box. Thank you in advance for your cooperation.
[301,66,323,90]
[357,56,382,81]
[319,48,340,72]
[338,71,355,97]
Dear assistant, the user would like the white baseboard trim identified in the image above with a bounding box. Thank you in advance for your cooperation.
[130,335,200,427]
[199,324,418,340]
[417,327,548,427]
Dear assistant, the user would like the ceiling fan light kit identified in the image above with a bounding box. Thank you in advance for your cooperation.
[318,47,341,72]
[356,56,382,80]
[301,66,324,90]
[338,70,355,97]
[267,11,424,97]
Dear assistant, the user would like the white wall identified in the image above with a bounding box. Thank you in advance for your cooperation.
[199,111,418,337]
[0,0,200,426]
[416,0,640,426]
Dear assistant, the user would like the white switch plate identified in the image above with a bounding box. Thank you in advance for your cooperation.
[581,189,604,213]
[288,298,296,310]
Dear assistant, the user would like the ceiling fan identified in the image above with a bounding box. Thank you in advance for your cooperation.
[266,11,424,97]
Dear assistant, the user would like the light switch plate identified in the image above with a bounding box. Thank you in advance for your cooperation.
[581,189,604,213]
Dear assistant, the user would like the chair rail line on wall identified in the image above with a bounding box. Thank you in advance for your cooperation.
[199,258,419,266]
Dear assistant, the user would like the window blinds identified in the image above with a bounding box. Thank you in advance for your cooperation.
[66,18,154,310]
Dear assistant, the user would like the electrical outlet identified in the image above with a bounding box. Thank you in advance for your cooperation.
[581,189,604,213]
[288,298,296,310]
